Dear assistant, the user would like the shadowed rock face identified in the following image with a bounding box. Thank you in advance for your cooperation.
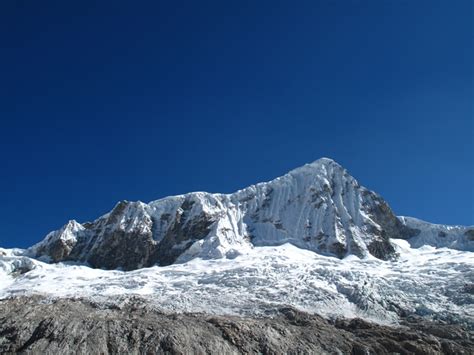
[86,229,156,270]
[149,213,214,267]
[360,193,420,260]
[29,199,216,270]
[465,229,474,241]
[81,200,215,270]
[0,297,472,355]
[367,194,420,240]
[35,237,76,262]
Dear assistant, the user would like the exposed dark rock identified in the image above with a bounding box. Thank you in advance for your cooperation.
[86,229,156,270]
[465,229,474,241]
[361,194,420,260]
[34,237,76,262]
[30,199,215,270]
[328,242,347,258]
[31,220,82,263]
[0,297,472,355]
[150,212,214,267]
[368,195,419,238]
[70,201,157,270]
[367,239,396,261]
[334,317,473,355]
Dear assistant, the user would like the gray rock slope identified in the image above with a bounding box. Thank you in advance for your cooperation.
[0,297,472,355]
[27,158,429,270]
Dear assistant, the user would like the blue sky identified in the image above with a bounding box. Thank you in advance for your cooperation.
[1,1,472,248]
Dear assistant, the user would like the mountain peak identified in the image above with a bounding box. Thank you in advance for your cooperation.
[285,157,345,177]
[26,157,424,269]
[310,157,339,166]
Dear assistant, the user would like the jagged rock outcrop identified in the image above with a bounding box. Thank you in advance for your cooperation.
[0,297,472,355]
[28,158,464,271]
[29,199,218,270]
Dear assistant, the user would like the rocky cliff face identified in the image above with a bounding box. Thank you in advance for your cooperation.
[1,297,472,355]
[26,158,436,270]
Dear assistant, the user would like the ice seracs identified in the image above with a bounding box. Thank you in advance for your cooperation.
[1,241,473,326]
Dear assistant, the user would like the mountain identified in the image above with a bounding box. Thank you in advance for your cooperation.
[1,158,473,353]
[26,158,445,271]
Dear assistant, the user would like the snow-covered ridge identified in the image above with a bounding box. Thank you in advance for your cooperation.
[399,216,474,252]
[23,158,473,270]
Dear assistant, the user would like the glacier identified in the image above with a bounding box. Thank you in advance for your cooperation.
[0,240,473,326]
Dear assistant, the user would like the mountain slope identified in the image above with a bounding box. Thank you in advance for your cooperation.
[0,158,473,339]
[27,158,424,270]
[2,297,472,355]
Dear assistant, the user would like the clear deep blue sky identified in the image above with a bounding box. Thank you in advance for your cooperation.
[1,1,472,248]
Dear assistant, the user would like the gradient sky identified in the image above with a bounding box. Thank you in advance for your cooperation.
[1,1,473,248]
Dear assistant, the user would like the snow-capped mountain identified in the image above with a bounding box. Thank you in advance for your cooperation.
[1,158,473,327]
[25,158,447,271]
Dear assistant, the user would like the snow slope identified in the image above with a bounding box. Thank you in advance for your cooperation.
[1,242,473,326]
